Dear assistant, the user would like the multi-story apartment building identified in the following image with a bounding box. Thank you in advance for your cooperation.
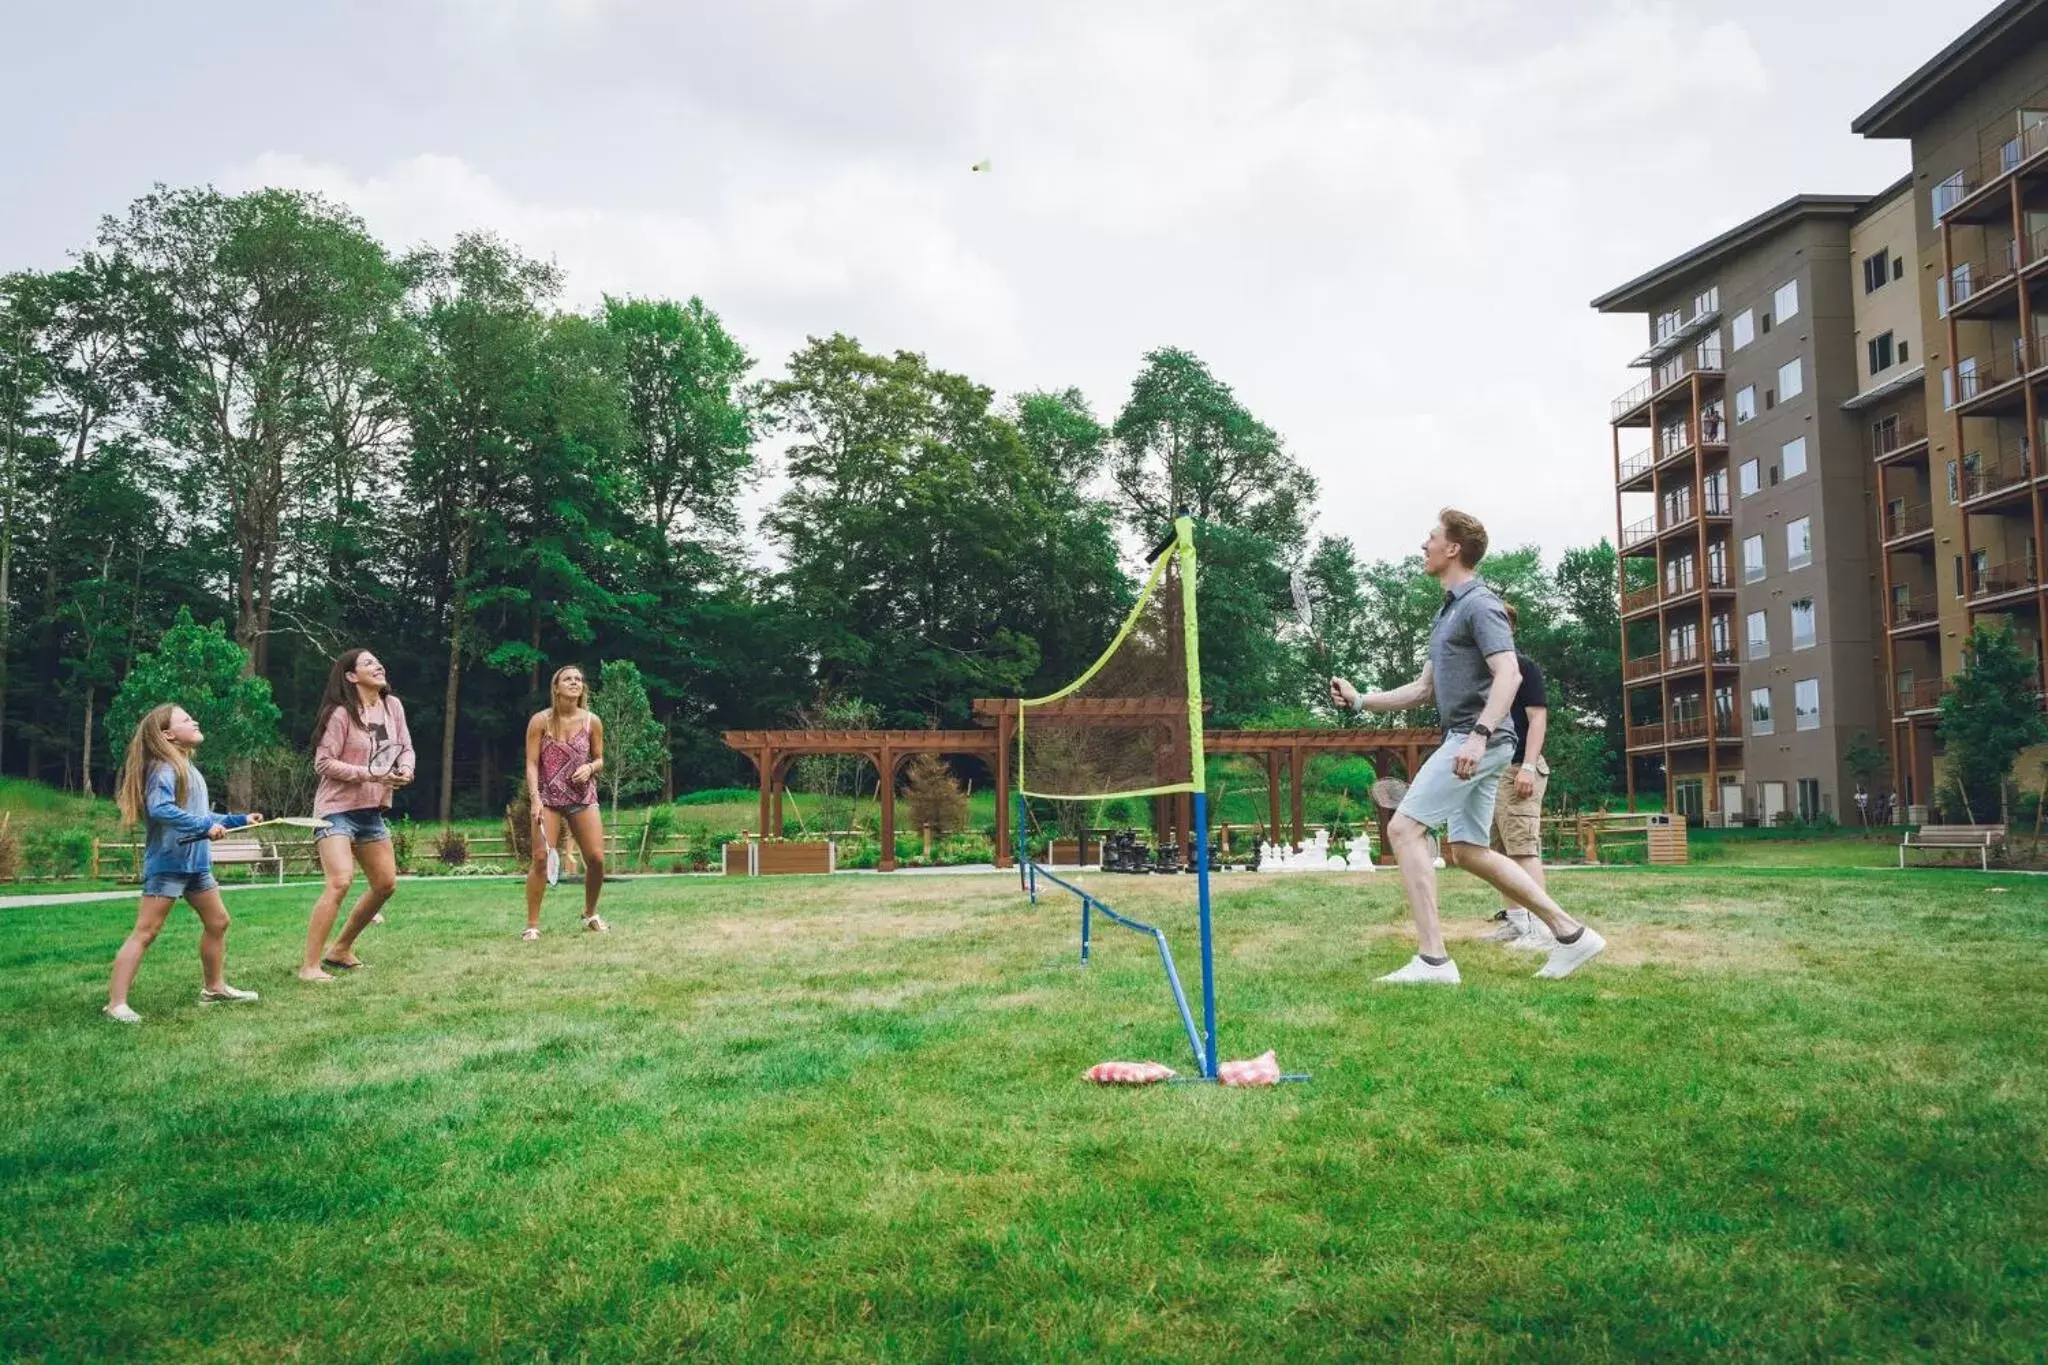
[1856,0,2048,816]
[1594,200,1890,825]
[1591,0,2048,826]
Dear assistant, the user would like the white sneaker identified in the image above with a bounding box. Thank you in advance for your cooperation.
[1377,954,1461,985]
[103,1003,142,1024]
[1485,908,1528,942]
[1505,922,1558,953]
[1535,927,1607,979]
[199,984,260,1004]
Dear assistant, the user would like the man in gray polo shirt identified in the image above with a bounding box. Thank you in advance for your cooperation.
[1330,508,1605,984]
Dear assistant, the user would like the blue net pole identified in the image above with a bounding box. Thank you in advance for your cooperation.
[1193,790,1218,1079]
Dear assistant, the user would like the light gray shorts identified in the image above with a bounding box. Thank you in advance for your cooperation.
[1394,733,1515,846]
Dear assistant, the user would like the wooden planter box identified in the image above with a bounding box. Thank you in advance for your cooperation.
[1048,837,1098,865]
[724,841,754,876]
[758,841,835,875]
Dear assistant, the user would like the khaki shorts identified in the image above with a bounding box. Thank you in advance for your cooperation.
[1490,762,1548,858]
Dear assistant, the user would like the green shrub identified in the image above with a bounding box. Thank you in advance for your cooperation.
[675,787,756,807]
[26,827,94,880]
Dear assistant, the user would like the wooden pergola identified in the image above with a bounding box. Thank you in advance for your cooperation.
[724,701,1438,872]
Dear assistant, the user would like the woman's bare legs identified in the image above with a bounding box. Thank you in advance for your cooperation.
[327,839,397,965]
[565,805,607,922]
[301,837,358,980]
[108,896,177,1008]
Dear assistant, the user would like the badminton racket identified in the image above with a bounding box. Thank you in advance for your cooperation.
[365,740,404,780]
[536,812,561,886]
[1292,569,1352,725]
[179,816,332,845]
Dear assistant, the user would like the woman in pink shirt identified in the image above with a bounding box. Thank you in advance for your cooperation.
[302,648,414,981]
[522,665,608,939]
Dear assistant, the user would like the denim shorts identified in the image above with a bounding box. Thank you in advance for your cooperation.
[545,802,593,818]
[316,807,390,844]
[142,870,219,899]
[1394,732,1516,846]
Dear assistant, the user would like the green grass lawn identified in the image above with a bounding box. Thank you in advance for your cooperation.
[2,865,2045,1359]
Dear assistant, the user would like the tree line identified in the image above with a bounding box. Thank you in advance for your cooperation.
[0,184,1625,818]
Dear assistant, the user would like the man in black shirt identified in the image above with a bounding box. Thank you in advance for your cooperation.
[1484,604,1554,948]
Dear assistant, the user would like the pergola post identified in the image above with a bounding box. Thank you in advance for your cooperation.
[1266,753,1281,843]
[994,710,1013,867]
[770,757,786,839]
[755,747,773,838]
[1289,743,1305,849]
[878,745,899,872]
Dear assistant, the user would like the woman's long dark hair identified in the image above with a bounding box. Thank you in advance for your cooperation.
[310,647,393,752]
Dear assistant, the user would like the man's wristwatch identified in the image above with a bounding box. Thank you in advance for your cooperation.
[1470,722,1494,740]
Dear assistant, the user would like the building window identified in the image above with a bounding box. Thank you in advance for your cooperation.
[1750,686,1774,735]
[1774,279,1800,322]
[1947,460,1960,504]
[1747,610,1769,658]
[1900,340,1910,364]
[1743,534,1766,583]
[1732,309,1755,350]
[1739,459,1760,497]
[1791,598,1815,649]
[1954,554,1965,596]
[1796,777,1822,820]
[1794,677,1821,730]
[1895,256,1906,281]
[1863,250,1890,294]
[1868,331,1894,374]
[1735,386,1757,424]
[1782,436,1808,481]
[1787,517,1812,569]
[1778,358,1804,402]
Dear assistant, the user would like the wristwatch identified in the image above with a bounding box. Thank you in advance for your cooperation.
[1470,722,1495,739]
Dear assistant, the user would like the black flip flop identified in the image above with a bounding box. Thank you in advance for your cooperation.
[320,958,365,972]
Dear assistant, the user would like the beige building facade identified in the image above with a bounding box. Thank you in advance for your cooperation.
[1592,0,2048,825]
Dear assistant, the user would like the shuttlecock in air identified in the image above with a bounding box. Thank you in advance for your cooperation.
[970,159,992,173]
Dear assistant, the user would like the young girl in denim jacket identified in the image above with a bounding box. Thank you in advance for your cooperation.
[104,704,262,1023]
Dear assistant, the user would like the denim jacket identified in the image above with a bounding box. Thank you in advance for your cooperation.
[141,761,250,878]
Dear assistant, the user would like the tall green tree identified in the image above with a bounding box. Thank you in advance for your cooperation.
[107,607,282,777]
[1110,348,1315,722]
[101,186,407,680]
[1937,622,2048,820]
[591,658,663,819]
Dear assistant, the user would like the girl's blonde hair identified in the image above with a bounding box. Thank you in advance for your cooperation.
[545,666,589,738]
[115,703,191,824]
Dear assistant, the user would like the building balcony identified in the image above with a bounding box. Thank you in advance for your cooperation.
[1883,502,1935,544]
[1657,415,1729,466]
[1626,722,1664,750]
[1888,594,1942,634]
[1621,516,1657,551]
[1896,678,1950,716]
[1940,248,2022,320]
[1969,554,2039,604]
[1946,337,2037,416]
[1622,583,1660,616]
[1611,347,1725,425]
[1618,448,1654,488]
[1624,653,1662,682]
[1872,417,1929,464]
[1629,289,1722,367]
[1937,119,2048,226]
[1960,453,2033,509]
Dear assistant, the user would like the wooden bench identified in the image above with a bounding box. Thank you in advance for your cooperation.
[211,837,284,883]
[1576,811,1688,866]
[1899,824,2006,870]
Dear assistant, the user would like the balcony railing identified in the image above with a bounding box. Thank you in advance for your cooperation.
[1884,503,1934,540]
[1971,554,2038,599]
[1890,593,1940,628]
[1612,346,1725,420]
[1618,449,1654,483]
[1622,583,1660,614]
[1667,716,1710,743]
[1897,678,1949,713]
[1962,452,2032,501]
[1933,175,1978,224]
[1709,644,1737,666]
[1705,492,1731,517]
[1947,336,2036,409]
[1872,418,1927,460]
[1940,254,2018,315]
[1624,654,1662,682]
[1666,645,1702,670]
[1626,722,1664,749]
[1659,501,1695,531]
[1621,517,1656,549]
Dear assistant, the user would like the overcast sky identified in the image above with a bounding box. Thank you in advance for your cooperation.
[0,0,1985,568]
